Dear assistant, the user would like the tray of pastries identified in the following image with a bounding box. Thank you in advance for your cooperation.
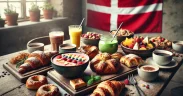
[47,50,144,96]
[3,50,57,82]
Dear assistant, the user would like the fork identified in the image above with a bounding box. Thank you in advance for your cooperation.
[128,74,146,96]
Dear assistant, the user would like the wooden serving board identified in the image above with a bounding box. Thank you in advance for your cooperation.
[47,64,137,96]
[3,62,53,83]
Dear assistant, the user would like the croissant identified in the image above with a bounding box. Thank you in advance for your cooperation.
[90,53,122,75]
[18,51,57,74]
[120,54,144,68]
[79,45,99,59]
[90,80,125,96]
[111,52,123,61]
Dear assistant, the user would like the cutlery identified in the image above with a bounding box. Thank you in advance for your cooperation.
[128,74,146,96]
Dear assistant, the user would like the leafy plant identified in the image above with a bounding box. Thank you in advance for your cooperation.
[4,4,17,15]
[0,16,3,20]
[84,75,101,85]
[16,56,28,68]
[42,2,54,10]
[29,2,40,11]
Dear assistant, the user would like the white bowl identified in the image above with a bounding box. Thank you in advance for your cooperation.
[137,64,159,82]
[172,41,183,53]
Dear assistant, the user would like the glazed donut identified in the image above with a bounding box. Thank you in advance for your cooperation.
[26,75,48,90]
[36,84,60,96]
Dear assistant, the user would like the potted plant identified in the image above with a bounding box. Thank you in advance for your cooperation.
[0,16,5,27]
[4,5,18,26]
[42,2,54,19]
[29,2,40,22]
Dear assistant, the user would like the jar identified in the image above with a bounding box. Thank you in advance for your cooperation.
[99,35,118,54]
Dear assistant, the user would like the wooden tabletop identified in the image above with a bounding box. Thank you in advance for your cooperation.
[0,40,182,96]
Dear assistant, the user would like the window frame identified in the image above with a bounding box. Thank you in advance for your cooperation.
[0,0,48,21]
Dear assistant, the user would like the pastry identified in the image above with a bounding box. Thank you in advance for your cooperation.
[79,45,99,59]
[90,53,122,75]
[26,75,48,90]
[70,78,86,90]
[10,52,29,64]
[111,52,123,61]
[90,80,125,96]
[120,54,144,68]
[18,51,57,74]
[36,84,60,96]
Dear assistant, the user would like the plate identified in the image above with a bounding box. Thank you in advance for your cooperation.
[146,57,178,69]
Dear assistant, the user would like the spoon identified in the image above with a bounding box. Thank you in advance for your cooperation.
[111,22,123,42]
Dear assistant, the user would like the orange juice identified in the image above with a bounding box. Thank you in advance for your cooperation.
[69,25,82,48]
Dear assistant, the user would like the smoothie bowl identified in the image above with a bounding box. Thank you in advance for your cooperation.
[51,53,90,78]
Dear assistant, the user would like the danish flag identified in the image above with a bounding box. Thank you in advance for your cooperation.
[86,0,163,33]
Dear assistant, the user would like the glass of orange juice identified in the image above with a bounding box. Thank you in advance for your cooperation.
[69,25,82,48]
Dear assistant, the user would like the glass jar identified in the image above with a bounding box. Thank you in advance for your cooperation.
[99,35,118,54]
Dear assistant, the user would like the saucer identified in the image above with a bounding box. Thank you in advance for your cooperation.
[146,57,178,69]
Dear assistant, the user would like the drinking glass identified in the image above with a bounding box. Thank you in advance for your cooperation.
[69,25,82,48]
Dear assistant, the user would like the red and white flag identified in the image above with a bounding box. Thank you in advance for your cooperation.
[86,0,163,33]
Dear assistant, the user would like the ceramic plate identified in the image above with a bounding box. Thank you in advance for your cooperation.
[146,57,178,69]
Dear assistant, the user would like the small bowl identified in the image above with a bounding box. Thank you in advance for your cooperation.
[59,43,76,53]
[81,37,100,46]
[137,64,159,82]
[153,50,173,66]
[110,30,134,44]
[51,53,89,78]
[121,42,155,58]
[172,41,183,53]
[27,43,44,53]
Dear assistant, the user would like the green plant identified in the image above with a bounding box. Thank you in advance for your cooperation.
[29,2,40,11]
[0,16,3,20]
[84,75,101,85]
[4,5,17,15]
[42,2,54,10]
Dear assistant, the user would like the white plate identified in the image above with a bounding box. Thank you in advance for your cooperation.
[146,57,178,69]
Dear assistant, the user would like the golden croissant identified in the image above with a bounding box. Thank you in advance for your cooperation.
[90,80,125,96]
[120,54,144,68]
[18,51,57,73]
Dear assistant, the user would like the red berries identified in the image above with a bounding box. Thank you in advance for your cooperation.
[72,60,77,63]
[55,55,62,59]
[82,32,101,39]
[67,59,72,62]
[124,79,129,85]
[77,61,83,65]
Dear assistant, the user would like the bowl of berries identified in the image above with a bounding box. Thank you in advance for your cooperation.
[81,32,101,46]
[51,52,90,78]
[121,36,155,58]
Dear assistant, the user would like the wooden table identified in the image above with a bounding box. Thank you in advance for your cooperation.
[0,40,182,96]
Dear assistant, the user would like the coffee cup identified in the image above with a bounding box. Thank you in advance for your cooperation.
[137,64,159,82]
[172,41,183,53]
[153,50,173,66]
[59,44,76,53]
[27,43,44,53]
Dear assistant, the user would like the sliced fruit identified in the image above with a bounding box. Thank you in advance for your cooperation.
[139,47,147,50]
[142,36,149,44]
[133,42,139,50]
